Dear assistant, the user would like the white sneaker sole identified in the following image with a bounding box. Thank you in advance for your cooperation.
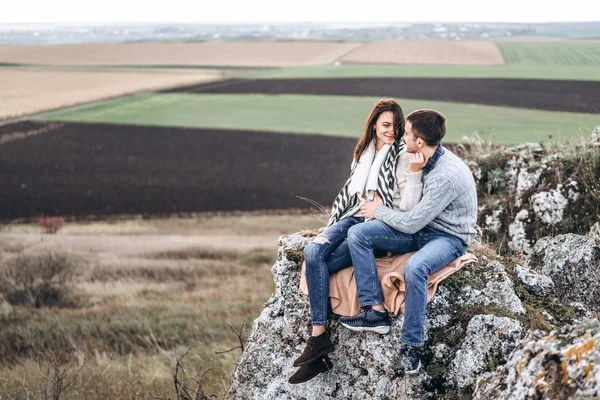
[340,322,390,335]
[394,360,422,376]
[405,361,421,375]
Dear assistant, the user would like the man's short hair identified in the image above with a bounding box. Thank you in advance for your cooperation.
[406,110,446,146]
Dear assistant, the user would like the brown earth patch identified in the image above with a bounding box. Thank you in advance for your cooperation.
[340,40,504,65]
[0,69,221,119]
[0,42,360,67]
[163,77,600,114]
[0,121,355,220]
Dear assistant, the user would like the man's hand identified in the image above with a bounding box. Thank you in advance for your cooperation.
[360,193,383,219]
[408,152,428,173]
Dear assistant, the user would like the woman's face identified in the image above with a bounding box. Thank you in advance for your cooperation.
[373,111,395,150]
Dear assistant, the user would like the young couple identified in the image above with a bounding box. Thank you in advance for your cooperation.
[289,99,477,384]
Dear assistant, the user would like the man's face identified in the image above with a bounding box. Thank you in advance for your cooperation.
[403,120,420,153]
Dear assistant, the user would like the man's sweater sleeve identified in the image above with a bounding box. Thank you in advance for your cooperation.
[375,176,456,234]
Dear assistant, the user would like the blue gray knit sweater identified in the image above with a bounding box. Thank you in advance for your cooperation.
[375,144,478,244]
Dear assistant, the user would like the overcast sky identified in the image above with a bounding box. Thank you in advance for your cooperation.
[1,0,598,24]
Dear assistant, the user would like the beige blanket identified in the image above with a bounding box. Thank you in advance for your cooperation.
[300,252,478,317]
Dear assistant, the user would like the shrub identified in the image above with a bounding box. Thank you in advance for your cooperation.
[35,216,65,234]
[0,244,85,308]
[485,167,508,195]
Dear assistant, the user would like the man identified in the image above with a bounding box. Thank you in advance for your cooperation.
[338,109,477,376]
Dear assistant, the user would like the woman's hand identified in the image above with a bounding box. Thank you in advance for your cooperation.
[408,152,428,173]
[318,227,326,234]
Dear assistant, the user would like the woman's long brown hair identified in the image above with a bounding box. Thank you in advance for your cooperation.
[353,98,405,162]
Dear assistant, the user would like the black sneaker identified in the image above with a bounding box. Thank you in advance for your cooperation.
[293,332,335,367]
[288,355,333,384]
[338,308,391,334]
[393,344,421,376]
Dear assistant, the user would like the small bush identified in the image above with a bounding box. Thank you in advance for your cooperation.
[35,216,65,234]
[0,244,85,308]
[485,167,507,195]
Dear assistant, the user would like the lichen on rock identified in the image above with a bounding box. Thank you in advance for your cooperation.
[514,264,554,297]
[473,318,600,400]
[451,314,524,391]
[531,188,568,225]
[527,234,600,311]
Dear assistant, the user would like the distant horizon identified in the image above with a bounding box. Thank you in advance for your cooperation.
[1,20,599,27]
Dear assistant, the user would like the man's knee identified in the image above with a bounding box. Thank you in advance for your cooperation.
[404,260,428,283]
[347,224,367,246]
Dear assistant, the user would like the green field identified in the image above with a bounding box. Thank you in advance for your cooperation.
[37,93,600,145]
[496,41,600,65]
[251,64,600,81]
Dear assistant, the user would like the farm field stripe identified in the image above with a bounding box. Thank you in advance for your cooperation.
[161,77,600,114]
[0,120,357,220]
[496,41,600,65]
[36,93,600,145]
[339,40,504,66]
[250,64,600,81]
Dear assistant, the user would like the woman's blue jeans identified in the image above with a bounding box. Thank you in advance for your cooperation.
[304,216,364,326]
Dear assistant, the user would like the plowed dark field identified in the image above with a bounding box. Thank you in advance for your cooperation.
[162,78,600,114]
[0,121,355,220]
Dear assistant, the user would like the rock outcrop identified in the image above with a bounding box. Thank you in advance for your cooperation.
[527,234,600,311]
[470,129,599,255]
[228,234,531,399]
[473,318,600,400]
[228,230,600,399]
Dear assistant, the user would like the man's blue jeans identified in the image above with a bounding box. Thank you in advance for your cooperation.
[304,216,364,326]
[347,221,467,346]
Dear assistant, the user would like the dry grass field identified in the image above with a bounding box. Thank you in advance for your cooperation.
[340,40,505,65]
[0,212,323,399]
[0,69,222,119]
[0,42,361,67]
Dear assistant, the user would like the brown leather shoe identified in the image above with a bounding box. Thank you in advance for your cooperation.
[292,332,335,367]
[288,356,333,384]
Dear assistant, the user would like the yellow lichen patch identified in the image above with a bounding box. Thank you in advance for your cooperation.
[535,369,549,390]
[583,361,595,382]
[517,359,528,378]
[561,360,571,384]
[564,339,596,362]
[561,337,597,384]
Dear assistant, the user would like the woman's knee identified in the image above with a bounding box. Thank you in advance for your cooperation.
[304,241,325,264]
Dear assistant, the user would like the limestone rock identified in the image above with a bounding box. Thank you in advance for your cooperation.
[508,209,531,253]
[531,188,568,225]
[473,318,600,400]
[527,234,600,311]
[226,234,427,400]
[468,131,599,254]
[228,236,530,399]
[464,261,526,314]
[451,314,524,391]
[514,264,554,297]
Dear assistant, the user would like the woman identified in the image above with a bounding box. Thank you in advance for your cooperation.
[288,99,426,384]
